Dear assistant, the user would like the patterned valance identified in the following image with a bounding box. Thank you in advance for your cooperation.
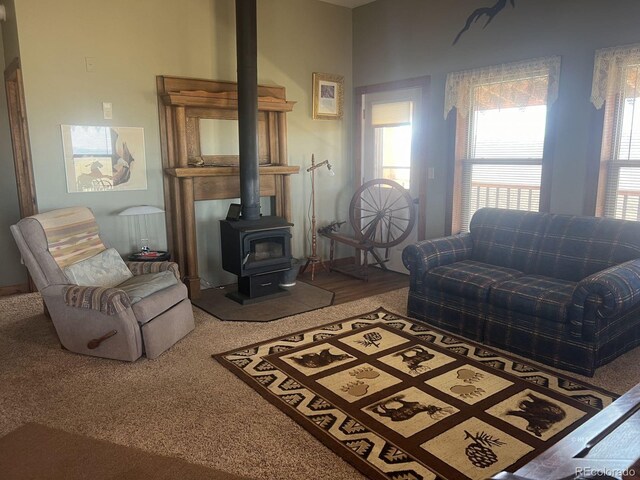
[444,56,562,118]
[591,43,640,109]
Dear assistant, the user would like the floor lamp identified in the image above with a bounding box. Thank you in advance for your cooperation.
[300,154,334,280]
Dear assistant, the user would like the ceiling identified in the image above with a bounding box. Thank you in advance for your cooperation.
[318,0,376,8]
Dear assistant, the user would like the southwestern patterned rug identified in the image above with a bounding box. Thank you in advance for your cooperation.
[213,308,617,480]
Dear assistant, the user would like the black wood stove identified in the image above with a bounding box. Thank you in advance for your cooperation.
[219,0,293,304]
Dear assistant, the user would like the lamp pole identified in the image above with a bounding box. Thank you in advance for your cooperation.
[300,154,331,280]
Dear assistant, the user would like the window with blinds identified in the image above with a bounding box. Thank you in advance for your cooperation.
[603,64,640,220]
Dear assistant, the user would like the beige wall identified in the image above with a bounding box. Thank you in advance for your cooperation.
[0,0,27,288]
[14,0,352,286]
[353,0,640,239]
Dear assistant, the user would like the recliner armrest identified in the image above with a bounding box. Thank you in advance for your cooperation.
[570,258,640,340]
[56,284,132,316]
[126,261,180,280]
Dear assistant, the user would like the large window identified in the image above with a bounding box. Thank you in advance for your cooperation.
[591,45,640,221]
[445,57,560,232]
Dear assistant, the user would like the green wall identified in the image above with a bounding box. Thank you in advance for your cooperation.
[13,0,352,287]
[353,0,640,239]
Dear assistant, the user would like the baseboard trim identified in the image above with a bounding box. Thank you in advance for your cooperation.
[0,283,30,297]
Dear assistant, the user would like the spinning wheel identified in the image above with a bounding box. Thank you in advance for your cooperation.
[321,179,416,280]
[349,178,416,248]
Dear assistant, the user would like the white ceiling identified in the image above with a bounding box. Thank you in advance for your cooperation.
[318,0,376,8]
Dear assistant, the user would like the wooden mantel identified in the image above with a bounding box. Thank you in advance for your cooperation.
[157,75,299,299]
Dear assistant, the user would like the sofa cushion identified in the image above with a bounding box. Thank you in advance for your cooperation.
[490,275,576,324]
[64,248,133,287]
[425,260,522,301]
[132,282,188,326]
[117,271,178,305]
[469,208,548,273]
[533,214,640,282]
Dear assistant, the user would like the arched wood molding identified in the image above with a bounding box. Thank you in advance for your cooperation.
[157,76,299,299]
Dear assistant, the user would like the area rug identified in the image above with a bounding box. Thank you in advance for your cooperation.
[192,281,334,321]
[0,423,251,480]
[213,308,617,480]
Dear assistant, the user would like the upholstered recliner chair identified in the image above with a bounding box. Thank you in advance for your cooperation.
[10,207,194,361]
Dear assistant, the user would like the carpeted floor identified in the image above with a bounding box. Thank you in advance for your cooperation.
[0,288,639,480]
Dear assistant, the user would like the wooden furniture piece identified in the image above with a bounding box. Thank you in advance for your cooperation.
[157,76,299,299]
[320,178,415,281]
[492,382,640,480]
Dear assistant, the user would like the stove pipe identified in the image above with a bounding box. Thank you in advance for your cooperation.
[235,0,261,221]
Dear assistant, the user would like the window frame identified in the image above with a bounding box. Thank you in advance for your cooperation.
[591,63,640,220]
[446,75,556,234]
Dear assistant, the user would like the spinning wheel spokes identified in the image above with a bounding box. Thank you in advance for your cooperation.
[349,179,416,248]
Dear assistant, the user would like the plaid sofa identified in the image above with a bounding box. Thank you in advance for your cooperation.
[402,208,640,376]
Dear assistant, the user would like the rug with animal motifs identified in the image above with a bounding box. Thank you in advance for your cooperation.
[213,308,617,480]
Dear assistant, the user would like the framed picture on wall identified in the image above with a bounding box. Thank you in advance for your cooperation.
[312,72,344,120]
[61,125,147,193]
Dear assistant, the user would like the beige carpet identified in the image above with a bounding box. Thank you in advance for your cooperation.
[0,288,639,480]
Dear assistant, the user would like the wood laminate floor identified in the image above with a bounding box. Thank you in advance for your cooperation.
[297,266,409,305]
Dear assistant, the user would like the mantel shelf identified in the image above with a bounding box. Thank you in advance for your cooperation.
[165,165,300,178]
[161,93,296,112]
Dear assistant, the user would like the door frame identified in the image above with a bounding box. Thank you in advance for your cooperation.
[355,76,430,241]
[5,57,38,219]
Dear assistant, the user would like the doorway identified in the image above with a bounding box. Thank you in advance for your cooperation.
[356,77,429,273]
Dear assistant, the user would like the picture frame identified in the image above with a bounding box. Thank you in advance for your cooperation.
[61,125,147,193]
[312,72,344,120]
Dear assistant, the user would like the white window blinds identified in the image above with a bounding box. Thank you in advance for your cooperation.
[446,57,559,231]
[591,44,640,221]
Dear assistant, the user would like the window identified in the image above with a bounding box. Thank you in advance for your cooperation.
[445,57,560,232]
[591,44,640,221]
[371,100,413,189]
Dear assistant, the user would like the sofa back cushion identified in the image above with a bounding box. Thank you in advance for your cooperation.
[469,208,547,272]
[532,214,640,281]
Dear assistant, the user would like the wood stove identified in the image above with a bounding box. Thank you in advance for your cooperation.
[220,216,292,303]
[219,0,294,304]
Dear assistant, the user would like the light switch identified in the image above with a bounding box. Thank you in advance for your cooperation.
[102,102,113,120]
[85,57,96,72]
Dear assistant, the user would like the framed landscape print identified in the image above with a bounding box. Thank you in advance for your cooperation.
[312,72,344,120]
[61,125,147,193]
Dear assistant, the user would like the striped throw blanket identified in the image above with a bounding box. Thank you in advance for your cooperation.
[32,207,106,268]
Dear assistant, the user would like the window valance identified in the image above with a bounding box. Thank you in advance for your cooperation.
[444,56,561,118]
[591,43,640,110]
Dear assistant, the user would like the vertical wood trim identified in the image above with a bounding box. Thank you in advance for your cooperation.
[182,178,200,298]
[277,113,292,221]
[584,107,606,216]
[5,58,38,219]
[156,76,176,262]
[175,107,189,167]
[416,77,430,241]
[354,87,364,196]
[539,102,558,213]
[445,111,459,235]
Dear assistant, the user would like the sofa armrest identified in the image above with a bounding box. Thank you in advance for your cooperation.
[402,233,473,272]
[570,258,640,340]
[402,234,473,290]
[53,284,133,316]
[126,261,180,280]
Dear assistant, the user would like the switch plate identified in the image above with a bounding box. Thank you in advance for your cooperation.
[428,167,435,179]
[85,57,96,72]
[102,102,113,120]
